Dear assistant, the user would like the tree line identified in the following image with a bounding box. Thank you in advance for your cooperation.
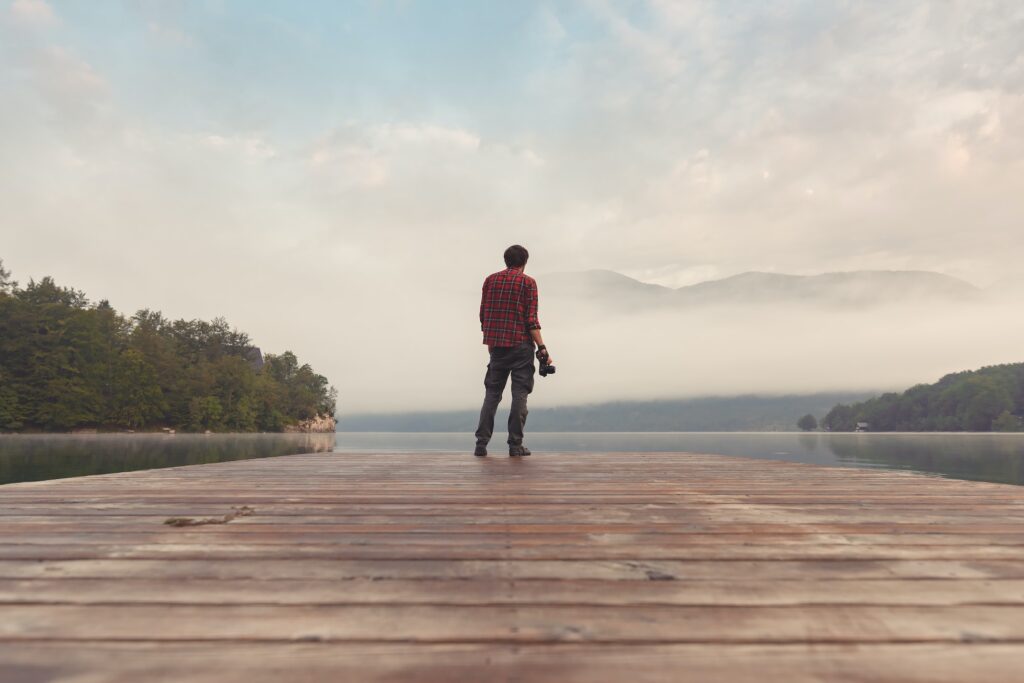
[823,363,1024,432]
[336,393,874,432]
[0,259,336,432]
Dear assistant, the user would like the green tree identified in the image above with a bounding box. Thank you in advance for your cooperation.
[0,266,337,433]
[797,414,818,431]
[824,363,1024,432]
[0,258,16,293]
[959,380,1013,432]
[18,276,88,308]
[823,404,858,431]
[108,348,166,428]
[212,356,258,431]
[189,396,224,432]
[992,411,1022,432]
[0,368,24,431]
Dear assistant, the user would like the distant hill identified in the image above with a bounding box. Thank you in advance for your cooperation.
[824,363,1024,432]
[337,392,874,432]
[541,269,981,311]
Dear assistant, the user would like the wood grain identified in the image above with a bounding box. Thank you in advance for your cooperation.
[3,450,1024,681]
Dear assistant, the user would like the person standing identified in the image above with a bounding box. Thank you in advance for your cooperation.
[474,245,552,457]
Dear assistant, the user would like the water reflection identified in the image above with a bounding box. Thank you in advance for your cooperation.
[334,432,1024,486]
[825,433,1024,485]
[3,432,1023,487]
[0,433,336,485]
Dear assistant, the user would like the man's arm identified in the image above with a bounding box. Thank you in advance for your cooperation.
[524,280,551,363]
[530,328,551,364]
[479,277,489,330]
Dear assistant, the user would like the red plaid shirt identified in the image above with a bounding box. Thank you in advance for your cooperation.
[480,267,541,347]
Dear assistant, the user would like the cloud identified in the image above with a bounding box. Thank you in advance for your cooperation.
[537,5,567,43]
[199,133,277,161]
[378,123,481,150]
[519,0,1024,285]
[585,0,685,80]
[305,122,482,188]
[3,1,1024,412]
[300,121,549,246]
[146,21,192,47]
[36,46,107,98]
[9,0,55,26]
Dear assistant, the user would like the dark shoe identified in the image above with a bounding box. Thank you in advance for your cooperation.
[474,445,487,457]
[509,446,531,457]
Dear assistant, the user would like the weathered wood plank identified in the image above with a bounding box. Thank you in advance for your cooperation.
[4,577,1024,606]
[4,450,1024,682]
[4,604,1024,642]
[3,558,1023,580]
[9,530,1024,549]
[5,541,1024,561]
[2,643,1023,683]
[7,514,1024,533]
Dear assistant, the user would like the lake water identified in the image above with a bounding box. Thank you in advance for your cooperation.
[1,432,1024,487]
[0,433,335,486]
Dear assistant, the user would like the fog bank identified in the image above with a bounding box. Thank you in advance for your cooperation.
[327,277,1024,413]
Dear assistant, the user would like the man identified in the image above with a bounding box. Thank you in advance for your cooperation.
[474,245,552,457]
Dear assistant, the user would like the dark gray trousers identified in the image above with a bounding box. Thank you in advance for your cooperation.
[474,342,536,447]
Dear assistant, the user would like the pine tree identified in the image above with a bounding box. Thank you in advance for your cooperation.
[797,414,818,431]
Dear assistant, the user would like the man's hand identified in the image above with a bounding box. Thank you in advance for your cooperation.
[537,346,553,365]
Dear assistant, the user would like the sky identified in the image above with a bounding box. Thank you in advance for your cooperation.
[2,0,1024,413]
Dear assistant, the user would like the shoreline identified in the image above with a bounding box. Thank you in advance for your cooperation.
[0,414,338,436]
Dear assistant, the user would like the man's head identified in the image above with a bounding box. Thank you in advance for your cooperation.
[504,244,529,269]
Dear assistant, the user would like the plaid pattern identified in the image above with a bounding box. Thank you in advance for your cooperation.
[480,267,541,347]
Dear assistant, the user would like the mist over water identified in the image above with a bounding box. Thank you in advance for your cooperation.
[339,275,1024,414]
[541,297,1024,405]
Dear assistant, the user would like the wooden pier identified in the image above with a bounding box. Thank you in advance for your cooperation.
[3,451,1024,681]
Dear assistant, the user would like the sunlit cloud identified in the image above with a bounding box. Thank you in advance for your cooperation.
[9,0,55,26]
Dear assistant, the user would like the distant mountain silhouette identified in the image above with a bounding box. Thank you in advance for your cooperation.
[540,269,981,310]
[337,392,876,432]
[540,270,674,309]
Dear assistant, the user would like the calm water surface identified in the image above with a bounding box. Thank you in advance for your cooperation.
[1,432,1023,486]
[0,433,335,485]
[336,432,1024,486]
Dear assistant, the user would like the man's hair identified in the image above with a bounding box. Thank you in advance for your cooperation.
[504,245,529,268]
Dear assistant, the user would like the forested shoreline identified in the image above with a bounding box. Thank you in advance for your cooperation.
[337,392,874,432]
[0,260,336,433]
[824,363,1024,432]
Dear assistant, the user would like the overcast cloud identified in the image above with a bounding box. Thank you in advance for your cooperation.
[2,1,1023,412]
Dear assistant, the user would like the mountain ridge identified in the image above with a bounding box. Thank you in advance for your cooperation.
[540,268,980,309]
[337,392,877,432]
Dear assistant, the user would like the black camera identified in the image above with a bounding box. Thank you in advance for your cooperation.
[536,346,555,377]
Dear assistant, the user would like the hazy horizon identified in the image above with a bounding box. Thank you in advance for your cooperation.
[3,1,1023,413]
